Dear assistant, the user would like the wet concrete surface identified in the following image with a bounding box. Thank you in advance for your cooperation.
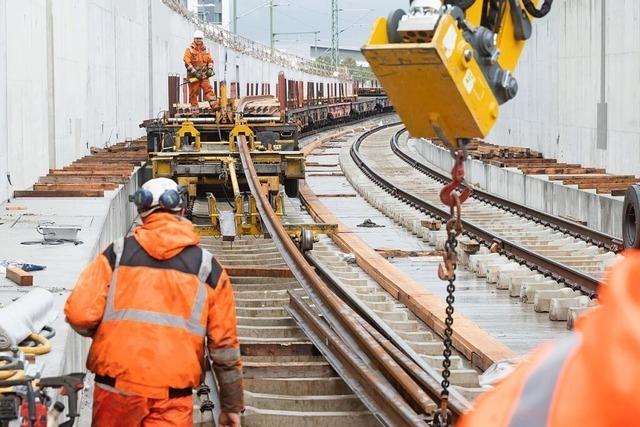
[305,130,570,355]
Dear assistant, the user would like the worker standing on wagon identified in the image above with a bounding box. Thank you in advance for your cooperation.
[183,29,217,108]
[64,178,243,427]
[459,251,640,426]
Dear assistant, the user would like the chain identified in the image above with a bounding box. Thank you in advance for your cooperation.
[433,201,462,427]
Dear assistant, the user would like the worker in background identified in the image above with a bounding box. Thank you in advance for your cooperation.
[64,177,243,427]
[183,29,217,108]
[459,251,640,426]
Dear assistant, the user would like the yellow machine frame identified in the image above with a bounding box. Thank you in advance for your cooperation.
[150,121,310,238]
[362,1,548,149]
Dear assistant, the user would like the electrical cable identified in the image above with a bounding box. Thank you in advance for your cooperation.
[19,333,51,356]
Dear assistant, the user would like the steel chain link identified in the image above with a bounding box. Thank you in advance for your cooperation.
[433,204,462,427]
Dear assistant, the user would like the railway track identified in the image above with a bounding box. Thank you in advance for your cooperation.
[193,127,502,426]
[339,124,618,328]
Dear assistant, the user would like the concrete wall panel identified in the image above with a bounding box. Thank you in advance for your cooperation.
[0,1,7,203]
[0,1,347,199]
[491,0,640,177]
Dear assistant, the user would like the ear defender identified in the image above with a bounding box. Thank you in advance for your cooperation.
[133,189,154,209]
[159,189,181,210]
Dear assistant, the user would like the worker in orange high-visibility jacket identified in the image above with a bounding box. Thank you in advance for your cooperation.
[65,178,242,427]
[183,29,217,108]
[459,251,640,427]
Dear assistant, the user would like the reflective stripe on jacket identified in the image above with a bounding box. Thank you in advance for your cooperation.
[183,43,213,76]
[65,213,243,412]
[460,250,640,426]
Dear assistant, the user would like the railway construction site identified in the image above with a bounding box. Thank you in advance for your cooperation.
[1,1,639,426]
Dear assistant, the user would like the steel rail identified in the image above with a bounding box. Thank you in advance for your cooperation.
[350,126,601,297]
[298,111,395,141]
[306,252,470,418]
[236,134,431,427]
[390,128,623,254]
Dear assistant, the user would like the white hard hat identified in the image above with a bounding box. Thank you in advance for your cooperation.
[193,30,204,39]
[132,178,183,217]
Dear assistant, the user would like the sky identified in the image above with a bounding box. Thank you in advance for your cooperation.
[233,0,396,58]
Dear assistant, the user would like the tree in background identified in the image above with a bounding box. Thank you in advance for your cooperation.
[314,55,373,83]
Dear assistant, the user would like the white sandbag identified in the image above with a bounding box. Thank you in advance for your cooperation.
[0,288,57,349]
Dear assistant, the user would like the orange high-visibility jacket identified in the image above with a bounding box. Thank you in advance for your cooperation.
[64,213,243,412]
[183,43,214,77]
[459,251,640,426]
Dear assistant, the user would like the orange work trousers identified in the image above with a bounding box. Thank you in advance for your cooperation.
[188,78,215,106]
[92,385,193,427]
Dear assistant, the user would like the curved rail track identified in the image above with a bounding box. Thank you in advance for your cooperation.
[348,125,619,298]
[204,128,483,426]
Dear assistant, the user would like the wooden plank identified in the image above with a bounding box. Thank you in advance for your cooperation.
[63,164,134,171]
[226,266,293,278]
[578,181,638,190]
[498,158,557,165]
[557,175,635,184]
[14,190,104,197]
[6,267,33,286]
[33,183,119,191]
[520,167,592,175]
[73,158,146,164]
[547,174,611,181]
[595,185,633,194]
[48,170,129,176]
[38,175,130,184]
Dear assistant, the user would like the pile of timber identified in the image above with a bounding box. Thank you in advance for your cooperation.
[14,139,148,198]
[429,138,638,196]
[430,139,544,160]
[547,175,640,196]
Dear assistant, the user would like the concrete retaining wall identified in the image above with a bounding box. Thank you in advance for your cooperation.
[410,138,623,238]
[0,3,7,211]
[0,0,345,203]
[490,0,640,178]
[58,168,143,376]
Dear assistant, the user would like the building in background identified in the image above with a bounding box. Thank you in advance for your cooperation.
[187,0,223,25]
[310,46,367,66]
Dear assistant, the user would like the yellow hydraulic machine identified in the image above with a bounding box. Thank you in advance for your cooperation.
[362,0,552,149]
[363,2,553,424]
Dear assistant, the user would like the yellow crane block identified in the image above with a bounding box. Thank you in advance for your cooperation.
[362,14,499,148]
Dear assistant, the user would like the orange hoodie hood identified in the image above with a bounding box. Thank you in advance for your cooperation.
[134,212,200,260]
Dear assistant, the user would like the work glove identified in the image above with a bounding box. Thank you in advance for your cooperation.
[195,73,204,80]
[206,69,215,78]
